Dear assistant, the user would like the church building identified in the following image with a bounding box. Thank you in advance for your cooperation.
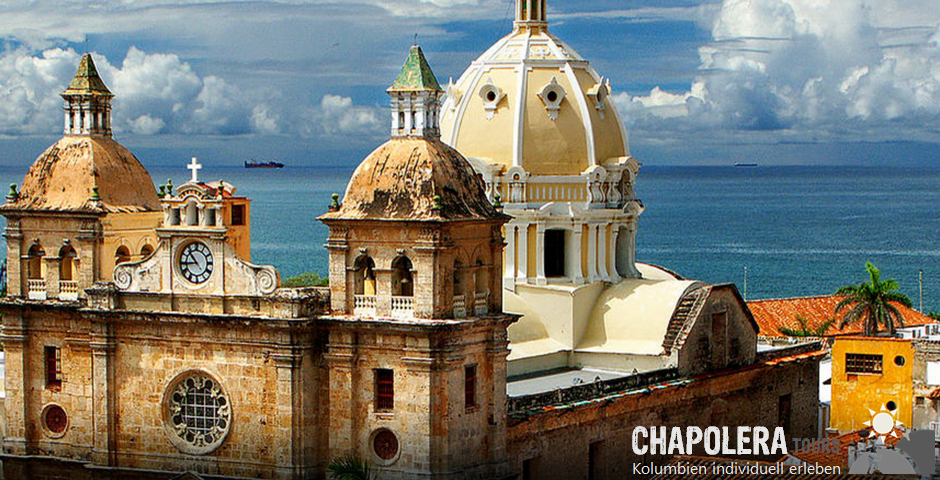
[0,2,823,479]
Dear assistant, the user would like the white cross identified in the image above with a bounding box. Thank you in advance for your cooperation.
[187,157,202,183]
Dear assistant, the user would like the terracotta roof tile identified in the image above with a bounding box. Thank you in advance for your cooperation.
[747,295,936,338]
[928,388,940,400]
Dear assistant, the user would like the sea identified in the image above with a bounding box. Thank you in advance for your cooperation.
[1,164,938,311]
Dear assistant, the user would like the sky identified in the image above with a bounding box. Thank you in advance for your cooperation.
[0,0,938,167]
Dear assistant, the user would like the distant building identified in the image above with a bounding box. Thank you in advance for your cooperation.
[749,295,938,342]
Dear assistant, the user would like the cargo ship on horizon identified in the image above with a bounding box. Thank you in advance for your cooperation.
[245,159,285,169]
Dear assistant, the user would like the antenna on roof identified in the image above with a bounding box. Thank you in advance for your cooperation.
[744,266,748,301]
[414,33,418,45]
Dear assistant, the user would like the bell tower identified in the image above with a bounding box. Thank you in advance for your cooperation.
[388,45,443,139]
[61,53,113,137]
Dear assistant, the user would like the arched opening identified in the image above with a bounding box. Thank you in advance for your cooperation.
[354,256,377,296]
[184,200,199,226]
[58,245,77,281]
[474,260,488,295]
[453,260,465,298]
[115,246,131,265]
[544,229,566,278]
[453,260,466,318]
[391,256,414,297]
[140,244,154,260]
[27,243,45,280]
[473,259,489,316]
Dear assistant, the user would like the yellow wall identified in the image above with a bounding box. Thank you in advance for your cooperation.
[102,211,164,282]
[452,68,518,166]
[830,337,913,432]
[222,198,252,261]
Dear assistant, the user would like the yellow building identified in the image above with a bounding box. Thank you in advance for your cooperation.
[830,337,914,432]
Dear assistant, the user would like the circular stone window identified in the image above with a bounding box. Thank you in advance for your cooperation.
[42,404,68,437]
[371,429,400,465]
[163,372,232,455]
[895,355,906,367]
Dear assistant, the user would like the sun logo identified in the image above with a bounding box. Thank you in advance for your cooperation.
[864,401,902,440]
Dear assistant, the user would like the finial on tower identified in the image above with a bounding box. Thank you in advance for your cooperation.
[515,0,547,29]
[387,45,444,139]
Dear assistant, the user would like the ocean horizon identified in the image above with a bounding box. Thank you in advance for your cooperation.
[1,163,938,312]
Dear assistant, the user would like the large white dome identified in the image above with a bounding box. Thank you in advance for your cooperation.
[440,9,631,176]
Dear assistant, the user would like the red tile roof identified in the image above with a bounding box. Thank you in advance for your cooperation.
[928,388,940,400]
[747,295,937,338]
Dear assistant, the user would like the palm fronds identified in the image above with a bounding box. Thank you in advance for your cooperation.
[328,454,375,480]
[835,262,912,336]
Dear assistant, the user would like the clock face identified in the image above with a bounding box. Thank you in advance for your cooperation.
[179,242,214,284]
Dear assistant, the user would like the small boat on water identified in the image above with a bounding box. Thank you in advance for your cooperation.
[245,160,285,169]
[734,162,758,167]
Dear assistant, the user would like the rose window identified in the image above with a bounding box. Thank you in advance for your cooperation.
[165,373,231,454]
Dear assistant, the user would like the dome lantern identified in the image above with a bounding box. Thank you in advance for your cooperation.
[61,53,114,137]
[516,0,548,31]
[388,45,443,140]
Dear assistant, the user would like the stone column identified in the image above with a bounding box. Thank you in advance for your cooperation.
[325,229,349,313]
[2,312,28,454]
[570,226,584,284]
[609,226,620,280]
[517,223,529,283]
[90,320,116,466]
[375,269,392,317]
[413,249,438,318]
[324,334,356,459]
[44,256,60,299]
[535,225,546,285]
[271,350,304,475]
[587,223,598,282]
[597,223,609,281]
[4,221,23,297]
[616,223,641,278]
[503,225,516,291]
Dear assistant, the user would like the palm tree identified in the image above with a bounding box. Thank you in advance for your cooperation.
[328,454,375,480]
[778,314,836,337]
[835,262,912,336]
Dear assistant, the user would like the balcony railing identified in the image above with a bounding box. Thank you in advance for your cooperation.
[453,294,467,319]
[27,279,47,301]
[931,421,940,440]
[354,295,377,317]
[474,292,489,316]
[59,280,79,301]
[391,296,415,319]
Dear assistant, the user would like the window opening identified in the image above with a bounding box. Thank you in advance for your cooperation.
[846,353,883,375]
[544,229,566,278]
[375,369,394,410]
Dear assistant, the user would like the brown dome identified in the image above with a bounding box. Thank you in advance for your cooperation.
[7,136,160,213]
[324,137,503,221]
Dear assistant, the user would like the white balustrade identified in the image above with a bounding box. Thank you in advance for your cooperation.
[391,296,415,319]
[454,294,467,318]
[354,295,377,317]
[59,281,79,301]
[474,292,489,316]
[27,279,47,301]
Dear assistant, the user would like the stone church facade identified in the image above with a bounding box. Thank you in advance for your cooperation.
[0,3,822,479]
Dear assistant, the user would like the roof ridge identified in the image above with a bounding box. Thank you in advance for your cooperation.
[748,293,842,303]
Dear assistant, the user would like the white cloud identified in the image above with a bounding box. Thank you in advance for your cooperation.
[305,94,384,138]
[621,0,940,145]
